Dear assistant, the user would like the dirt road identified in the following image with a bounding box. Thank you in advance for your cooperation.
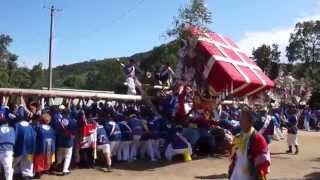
[43,131,320,180]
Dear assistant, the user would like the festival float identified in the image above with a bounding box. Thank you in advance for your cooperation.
[172,26,275,124]
[268,73,312,107]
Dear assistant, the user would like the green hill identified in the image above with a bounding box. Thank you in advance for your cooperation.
[51,41,179,93]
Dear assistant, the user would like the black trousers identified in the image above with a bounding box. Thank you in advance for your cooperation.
[79,148,95,168]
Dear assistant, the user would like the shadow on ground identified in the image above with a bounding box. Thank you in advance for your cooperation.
[271,152,288,155]
[111,160,173,171]
[270,152,292,160]
[310,157,320,162]
[304,171,320,180]
[109,155,212,171]
[194,173,228,179]
[272,156,291,160]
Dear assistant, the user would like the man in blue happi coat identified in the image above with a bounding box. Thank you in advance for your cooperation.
[54,105,77,176]
[13,99,36,179]
[0,97,15,180]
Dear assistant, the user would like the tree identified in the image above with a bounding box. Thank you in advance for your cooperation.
[253,44,271,71]
[63,75,85,89]
[286,20,320,66]
[0,65,9,87]
[0,34,17,62]
[139,42,179,73]
[167,0,212,38]
[0,34,24,88]
[29,63,45,88]
[9,68,32,88]
[85,71,99,90]
[286,20,320,91]
[252,44,281,79]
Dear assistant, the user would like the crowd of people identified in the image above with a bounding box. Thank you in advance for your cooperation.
[0,95,204,180]
[0,58,318,180]
[1,92,318,180]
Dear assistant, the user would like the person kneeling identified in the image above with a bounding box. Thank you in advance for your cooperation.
[165,128,192,161]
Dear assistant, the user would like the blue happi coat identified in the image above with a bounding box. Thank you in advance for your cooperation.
[118,121,133,141]
[128,117,144,136]
[148,116,165,139]
[104,120,121,141]
[54,113,78,148]
[35,124,56,155]
[167,128,189,149]
[14,120,36,156]
[0,123,15,152]
[96,124,110,146]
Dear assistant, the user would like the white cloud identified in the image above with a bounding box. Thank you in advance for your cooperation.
[238,28,292,62]
[296,14,320,22]
[237,2,320,62]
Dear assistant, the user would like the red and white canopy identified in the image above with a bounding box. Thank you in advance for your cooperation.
[190,29,274,97]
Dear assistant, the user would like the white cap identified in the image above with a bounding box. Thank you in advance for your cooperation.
[59,105,66,110]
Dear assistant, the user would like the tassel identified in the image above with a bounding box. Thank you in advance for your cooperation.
[41,97,45,110]
[226,85,229,97]
[231,81,234,94]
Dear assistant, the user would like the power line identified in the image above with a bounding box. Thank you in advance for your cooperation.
[109,0,146,26]
[70,0,146,41]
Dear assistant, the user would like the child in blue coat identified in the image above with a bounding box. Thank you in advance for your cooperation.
[33,113,55,179]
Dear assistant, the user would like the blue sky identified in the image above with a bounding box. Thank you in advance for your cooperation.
[1,0,320,67]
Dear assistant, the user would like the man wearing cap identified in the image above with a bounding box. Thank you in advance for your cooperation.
[0,100,15,180]
[229,106,270,180]
[54,104,77,176]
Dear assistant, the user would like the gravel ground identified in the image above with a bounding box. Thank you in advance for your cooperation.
[42,131,320,180]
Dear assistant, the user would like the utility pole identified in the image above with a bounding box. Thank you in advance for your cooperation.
[47,5,61,90]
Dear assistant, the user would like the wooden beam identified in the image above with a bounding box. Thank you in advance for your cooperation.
[0,88,142,101]
[41,87,115,94]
